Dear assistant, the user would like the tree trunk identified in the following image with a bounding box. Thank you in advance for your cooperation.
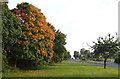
[14,58,17,68]
[104,58,107,69]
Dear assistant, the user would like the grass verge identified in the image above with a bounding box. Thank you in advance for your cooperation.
[75,60,102,64]
[2,62,119,78]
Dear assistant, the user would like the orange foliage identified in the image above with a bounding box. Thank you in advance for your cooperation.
[13,2,55,60]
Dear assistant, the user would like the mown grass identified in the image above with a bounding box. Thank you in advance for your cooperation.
[75,60,102,64]
[107,58,115,62]
[92,58,115,62]
[3,62,119,78]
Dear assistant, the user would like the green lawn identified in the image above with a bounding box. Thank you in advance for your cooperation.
[3,62,119,78]
[107,58,115,62]
[75,60,102,64]
[92,58,115,62]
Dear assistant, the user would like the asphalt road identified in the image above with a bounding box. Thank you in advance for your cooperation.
[63,59,120,69]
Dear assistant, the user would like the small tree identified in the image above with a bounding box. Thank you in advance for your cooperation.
[91,34,119,69]
[73,51,79,59]
[80,48,90,60]
[80,48,85,58]
[85,50,91,59]
[68,51,71,59]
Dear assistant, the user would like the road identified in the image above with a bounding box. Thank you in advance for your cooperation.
[63,59,120,69]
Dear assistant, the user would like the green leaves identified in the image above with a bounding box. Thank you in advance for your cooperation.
[91,33,119,68]
[52,30,70,63]
[2,2,23,71]
[2,2,68,71]
[73,51,79,59]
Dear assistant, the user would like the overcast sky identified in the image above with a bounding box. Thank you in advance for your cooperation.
[8,0,119,57]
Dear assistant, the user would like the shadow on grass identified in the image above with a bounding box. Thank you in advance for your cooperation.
[31,65,50,70]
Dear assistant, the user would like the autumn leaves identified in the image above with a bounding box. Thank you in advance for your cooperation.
[12,2,55,64]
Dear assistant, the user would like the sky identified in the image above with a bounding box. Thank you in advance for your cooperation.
[8,0,119,57]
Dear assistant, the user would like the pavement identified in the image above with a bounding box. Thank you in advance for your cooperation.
[63,59,120,69]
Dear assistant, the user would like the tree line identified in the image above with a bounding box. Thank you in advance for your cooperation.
[2,2,71,72]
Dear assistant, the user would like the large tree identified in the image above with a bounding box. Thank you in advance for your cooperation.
[91,34,119,69]
[52,30,68,63]
[2,2,22,70]
[11,2,55,67]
